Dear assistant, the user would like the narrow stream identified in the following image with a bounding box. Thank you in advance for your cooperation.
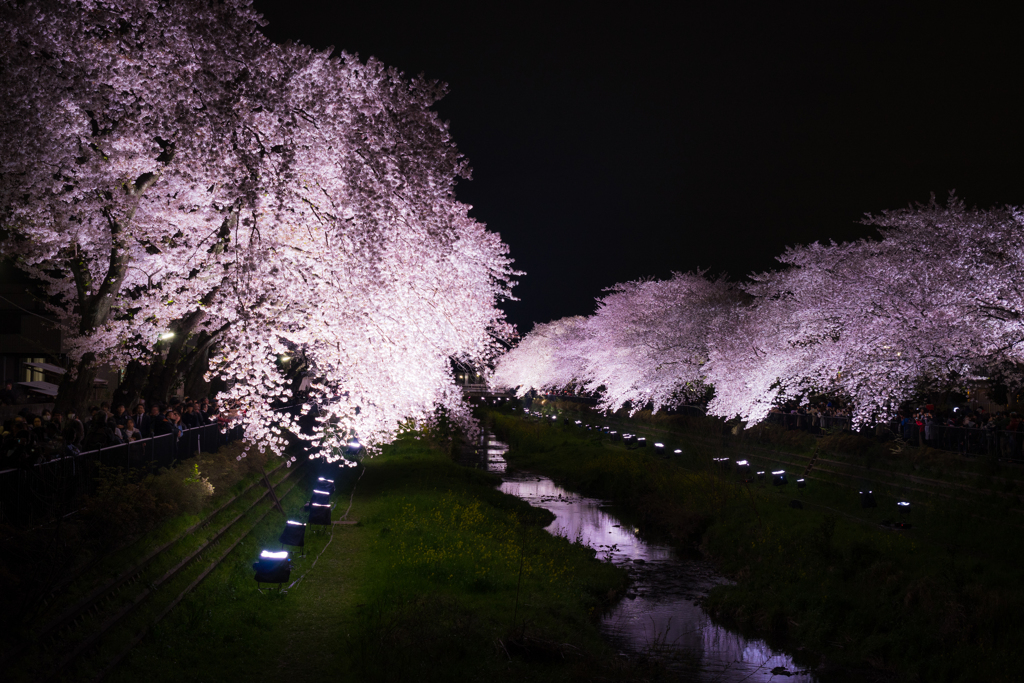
[469,435,817,682]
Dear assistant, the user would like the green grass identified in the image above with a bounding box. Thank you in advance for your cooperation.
[490,409,1024,682]
[96,437,631,683]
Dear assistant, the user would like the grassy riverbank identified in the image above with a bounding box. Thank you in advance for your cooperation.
[99,436,630,683]
[490,409,1024,682]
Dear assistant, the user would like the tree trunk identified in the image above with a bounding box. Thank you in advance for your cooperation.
[53,354,98,417]
[111,359,151,409]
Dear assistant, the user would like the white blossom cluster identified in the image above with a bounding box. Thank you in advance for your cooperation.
[493,197,1024,427]
[0,0,516,459]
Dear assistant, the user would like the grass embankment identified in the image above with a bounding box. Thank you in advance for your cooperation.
[103,436,629,683]
[0,441,283,647]
[490,410,1024,683]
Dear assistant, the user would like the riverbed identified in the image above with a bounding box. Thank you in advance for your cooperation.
[474,436,817,682]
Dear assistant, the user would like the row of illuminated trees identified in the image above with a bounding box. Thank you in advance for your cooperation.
[0,0,515,458]
[492,197,1024,428]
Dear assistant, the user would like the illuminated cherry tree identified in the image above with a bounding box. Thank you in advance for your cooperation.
[492,273,736,414]
[1,0,516,458]
[0,0,273,414]
[494,197,1024,429]
[575,273,736,414]
[490,316,589,395]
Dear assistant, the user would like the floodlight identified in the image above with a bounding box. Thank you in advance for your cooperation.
[317,476,336,493]
[159,331,175,340]
[860,490,877,508]
[897,501,911,518]
[610,431,620,440]
[757,470,766,481]
[736,459,751,475]
[797,478,806,488]
[574,420,582,425]
[637,437,647,447]
[279,520,306,548]
[551,415,557,420]
[309,502,332,525]
[654,442,665,454]
[772,470,787,486]
[674,449,682,454]
[311,489,331,505]
[253,549,291,587]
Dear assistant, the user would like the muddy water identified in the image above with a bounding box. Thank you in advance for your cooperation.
[473,437,817,682]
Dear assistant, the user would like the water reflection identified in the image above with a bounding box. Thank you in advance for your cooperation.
[492,445,816,682]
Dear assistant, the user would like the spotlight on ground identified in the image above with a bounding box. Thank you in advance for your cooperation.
[896,501,911,528]
[253,550,291,589]
[309,502,332,525]
[279,520,306,554]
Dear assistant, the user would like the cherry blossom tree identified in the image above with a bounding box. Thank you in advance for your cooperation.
[1,0,517,459]
[490,316,589,395]
[576,273,736,414]
[494,197,1024,430]
[0,0,272,415]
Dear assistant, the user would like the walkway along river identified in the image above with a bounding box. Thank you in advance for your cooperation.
[464,433,818,682]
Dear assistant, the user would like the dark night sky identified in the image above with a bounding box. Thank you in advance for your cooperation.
[254,1,1024,334]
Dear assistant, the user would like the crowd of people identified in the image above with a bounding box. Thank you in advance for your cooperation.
[0,397,240,469]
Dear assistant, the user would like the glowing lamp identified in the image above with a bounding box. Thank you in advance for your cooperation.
[574,420,582,425]
[253,549,291,586]
[772,470,787,486]
[674,449,682,454]
[654,442,665,454]
[309,502,332,525]
[860,491,877,508]
[551,415,557,421]
[279,520,306,547]
[159,331,175,340]
[317,476,336,493]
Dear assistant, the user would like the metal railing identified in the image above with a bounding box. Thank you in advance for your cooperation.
[0,422,245,525]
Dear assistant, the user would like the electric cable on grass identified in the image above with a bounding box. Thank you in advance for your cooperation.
[283,465,365,592]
